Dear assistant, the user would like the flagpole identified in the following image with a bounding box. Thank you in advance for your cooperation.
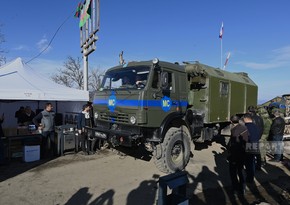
[219,22,223,69]
[221,38,223,69]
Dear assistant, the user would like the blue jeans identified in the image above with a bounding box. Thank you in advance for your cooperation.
[272,135,283,161]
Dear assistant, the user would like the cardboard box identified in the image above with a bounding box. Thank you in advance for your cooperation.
[23,145,40,162]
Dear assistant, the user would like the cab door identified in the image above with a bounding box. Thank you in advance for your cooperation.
[146,68,179,127]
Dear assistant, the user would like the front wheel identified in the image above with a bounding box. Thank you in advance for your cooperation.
[154,126,191,173]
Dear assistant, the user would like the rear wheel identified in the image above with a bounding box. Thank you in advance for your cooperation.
[154,126,191,173]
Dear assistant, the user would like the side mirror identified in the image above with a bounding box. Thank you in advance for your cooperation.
[98,75,105,90]
[161,72,168,90]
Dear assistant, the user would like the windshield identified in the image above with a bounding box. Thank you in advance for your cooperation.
[100,66,150,90]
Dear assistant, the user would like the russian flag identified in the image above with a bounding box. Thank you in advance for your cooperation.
[223,52,231,69]
[219,22,224,39]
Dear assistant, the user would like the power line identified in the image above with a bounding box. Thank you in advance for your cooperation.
[26,10,74,64]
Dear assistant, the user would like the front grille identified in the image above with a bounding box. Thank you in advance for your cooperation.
[95,121,141,136]
[100,112,129,123]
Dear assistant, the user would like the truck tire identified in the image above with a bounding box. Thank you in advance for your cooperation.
[154,126,191,173]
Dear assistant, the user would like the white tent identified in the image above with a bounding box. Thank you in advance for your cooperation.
[0,57,89,101]
[0,58,89,131]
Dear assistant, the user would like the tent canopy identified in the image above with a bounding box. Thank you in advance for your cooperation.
[0,57,89,101]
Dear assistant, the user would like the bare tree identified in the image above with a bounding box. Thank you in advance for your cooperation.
[51,56,105,91]
[89,66,104,91]
[51,56,83,89]
[0,24,6,66]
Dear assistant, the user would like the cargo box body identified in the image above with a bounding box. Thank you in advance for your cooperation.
[186,63,257,124]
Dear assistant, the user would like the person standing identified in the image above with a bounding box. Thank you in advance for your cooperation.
[87,101,94,127]
[257,107,272,166]
[21,106,36,125]
[33,103,56,158]
[77,104,93,155]
[269,109,285,162]
[227,115,249,195]
[248,106,264,137]
[243,113,259,183]
[248,105,264,170]
[15,106,24,125]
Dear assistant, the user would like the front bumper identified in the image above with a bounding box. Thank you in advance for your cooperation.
[84,122,141,147]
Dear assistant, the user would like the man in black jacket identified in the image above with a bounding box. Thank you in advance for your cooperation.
[269,109,285,162]
[248,106,264,137]
[248,106,264,170]
[77,104,95,155]
[243,113,259,183]
[228,115,249,195]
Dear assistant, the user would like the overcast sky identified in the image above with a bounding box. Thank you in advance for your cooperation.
[1,0,290,103]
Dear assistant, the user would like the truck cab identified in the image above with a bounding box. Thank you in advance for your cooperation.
[91,59,187,146]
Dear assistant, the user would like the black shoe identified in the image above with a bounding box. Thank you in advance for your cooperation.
[88,151,96,155]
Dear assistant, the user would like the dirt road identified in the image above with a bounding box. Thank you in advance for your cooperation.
[0,140,289,205]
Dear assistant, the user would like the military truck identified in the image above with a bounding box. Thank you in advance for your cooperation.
[86,58,258,173]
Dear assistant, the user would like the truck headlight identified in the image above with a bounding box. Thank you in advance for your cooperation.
[94,111,99,119]
[130,116,136,124]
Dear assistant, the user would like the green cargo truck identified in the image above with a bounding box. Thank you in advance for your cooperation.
[86,58,258,173]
